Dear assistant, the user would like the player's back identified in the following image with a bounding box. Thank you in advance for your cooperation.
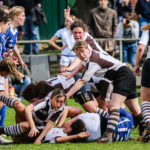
[77,112,101,141]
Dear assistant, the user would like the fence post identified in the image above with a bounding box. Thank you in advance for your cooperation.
[119,40,123,62]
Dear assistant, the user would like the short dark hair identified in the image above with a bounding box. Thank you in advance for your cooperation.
[36,80,54,99]
[69,119,87,142]
[22,80,54,102]
[0,9,10,23]
[22,83,38,101]
[70,19,87,32]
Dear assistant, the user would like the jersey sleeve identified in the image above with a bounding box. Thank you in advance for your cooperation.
[54,29,62,39]
[33,99,47,112]
[82,62,100,82]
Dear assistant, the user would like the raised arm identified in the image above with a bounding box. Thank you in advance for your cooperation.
[64,6,70,20]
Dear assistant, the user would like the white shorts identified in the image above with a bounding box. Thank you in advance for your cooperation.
[60,55,76,66]
[0,76,5,91]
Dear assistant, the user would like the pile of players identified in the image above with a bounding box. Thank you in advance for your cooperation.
[0,5,149,145]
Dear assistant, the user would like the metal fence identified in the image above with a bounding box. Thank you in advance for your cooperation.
[17,38,141,83]
[17,38,140,61]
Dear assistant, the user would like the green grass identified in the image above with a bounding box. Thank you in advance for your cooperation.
[1,99,150,150]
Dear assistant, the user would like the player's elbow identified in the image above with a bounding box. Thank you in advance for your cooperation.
[49,40,53,45]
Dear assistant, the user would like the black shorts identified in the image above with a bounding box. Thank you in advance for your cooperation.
[73,73,93,105]
[141,59,150,87]
[73,90,94,105]
[92,92,101,98]
[113,66,137,100]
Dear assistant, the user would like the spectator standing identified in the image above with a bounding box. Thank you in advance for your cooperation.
[11,0,43,55]
[49,13,77,72]
[135,0,150,36]
[116,13,139,66]
[116,0,132,23]
[95,0,117,9]
[3,6,26,67]
[88,0,118,55]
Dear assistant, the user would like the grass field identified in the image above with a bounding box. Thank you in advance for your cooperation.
[0,99,150,150]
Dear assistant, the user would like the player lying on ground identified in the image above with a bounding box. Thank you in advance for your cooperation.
[0,108,133,144]
[63,108,133,142]
[31,108,134,143]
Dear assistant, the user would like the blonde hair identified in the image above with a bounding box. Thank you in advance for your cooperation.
[9,6,25,20]
[0,58,22,80]
[72,41,88,52]
[51,88,67,110]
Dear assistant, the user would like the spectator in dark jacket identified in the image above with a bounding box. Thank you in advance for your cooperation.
[11,0,43,54]
[135,0,150,36]
[116,0,132,23]
[31,5,47,26]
